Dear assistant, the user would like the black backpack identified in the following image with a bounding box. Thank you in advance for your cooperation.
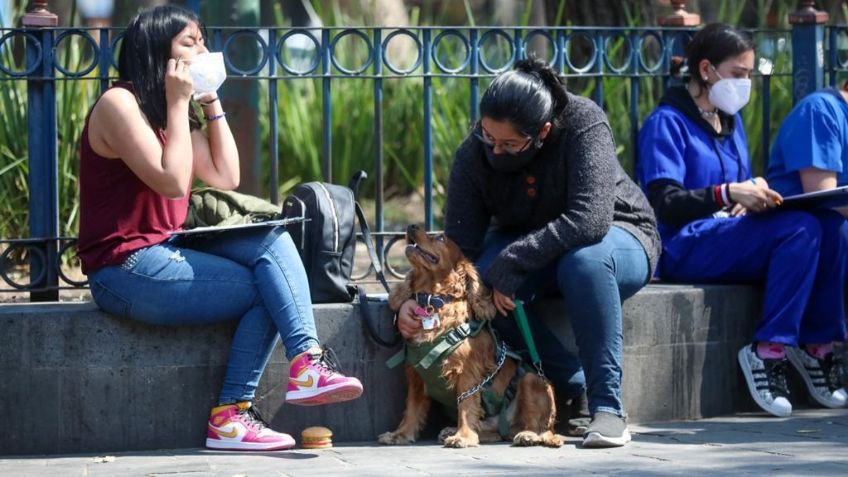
[283,174,360,303]
[282,171,400,347]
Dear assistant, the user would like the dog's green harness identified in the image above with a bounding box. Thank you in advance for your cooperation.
[386,319,525,437]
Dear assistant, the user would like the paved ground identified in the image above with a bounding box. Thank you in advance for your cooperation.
[3,408,847,477]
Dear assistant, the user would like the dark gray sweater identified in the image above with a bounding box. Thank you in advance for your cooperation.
[445,93,661,295]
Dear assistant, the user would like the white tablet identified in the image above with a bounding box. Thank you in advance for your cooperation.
[169,217,309,237]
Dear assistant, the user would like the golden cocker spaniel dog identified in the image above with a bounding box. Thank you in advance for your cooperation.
[378,224,561,448]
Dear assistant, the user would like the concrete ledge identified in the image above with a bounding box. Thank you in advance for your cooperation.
[0,284,767,455]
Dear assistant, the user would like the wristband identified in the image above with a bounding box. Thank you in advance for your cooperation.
[721,183,732,206]
[205,112,226,122]
[714,185,724,208]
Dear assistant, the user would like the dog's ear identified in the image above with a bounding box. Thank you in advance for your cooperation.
[457,259,496,320]
[389,269,414,311]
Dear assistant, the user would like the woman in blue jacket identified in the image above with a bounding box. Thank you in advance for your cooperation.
[637,23,846,417]
[768,84,848,203]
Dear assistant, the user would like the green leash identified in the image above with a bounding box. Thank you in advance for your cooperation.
[512,300,545,379]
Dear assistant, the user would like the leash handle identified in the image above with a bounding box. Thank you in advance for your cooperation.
[513,300,544,377]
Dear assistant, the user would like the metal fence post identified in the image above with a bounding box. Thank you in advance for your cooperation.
[658,0,700,27]
[789,1,828,104]
[373,28,384,258]
[23,0,58,302]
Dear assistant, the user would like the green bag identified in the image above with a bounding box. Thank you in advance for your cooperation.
[184,187,280,229]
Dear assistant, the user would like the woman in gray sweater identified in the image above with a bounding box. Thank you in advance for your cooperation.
[397,58,660,447]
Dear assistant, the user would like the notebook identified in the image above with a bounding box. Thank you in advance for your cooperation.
[779,185,848,211]
[169,217,308,237]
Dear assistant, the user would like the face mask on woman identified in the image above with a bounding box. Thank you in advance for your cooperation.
[476,125,543,173]
[483,142,542,172]
[189,52,226,99]
[708,65,751,115]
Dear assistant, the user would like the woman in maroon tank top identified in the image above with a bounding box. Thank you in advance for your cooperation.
[80,5,363,451]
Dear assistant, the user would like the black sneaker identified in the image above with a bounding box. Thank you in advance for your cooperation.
[582,412,631,448]
[737,344,792,417]
[786,347,847,408]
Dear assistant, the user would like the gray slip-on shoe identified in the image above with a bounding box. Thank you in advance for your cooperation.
[582,411,631,448]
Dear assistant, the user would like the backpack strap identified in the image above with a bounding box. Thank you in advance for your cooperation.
[354,201,390,294]
[358,287,401,348]
[348,170,368,198]
[353,182,398,347]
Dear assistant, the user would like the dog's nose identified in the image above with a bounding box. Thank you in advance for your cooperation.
[407,224,420,234]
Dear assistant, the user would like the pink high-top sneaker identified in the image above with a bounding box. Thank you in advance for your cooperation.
[286,347,364,406]
[205,402,295,451]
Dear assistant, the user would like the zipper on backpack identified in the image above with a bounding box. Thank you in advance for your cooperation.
[316,183,339,252]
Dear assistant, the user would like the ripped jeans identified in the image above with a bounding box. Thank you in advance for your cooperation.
[88,227,319,404]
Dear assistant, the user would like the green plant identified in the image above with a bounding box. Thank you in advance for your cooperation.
[0,4,29,240]
[0,2,98,243]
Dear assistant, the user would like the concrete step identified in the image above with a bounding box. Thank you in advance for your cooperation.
[0,283,802,455]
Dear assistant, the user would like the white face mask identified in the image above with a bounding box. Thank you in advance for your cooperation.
[707,65,751,115]
[188,52,226,98]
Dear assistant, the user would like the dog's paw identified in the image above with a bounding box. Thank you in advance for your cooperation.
[443,433,479,448]
[377,431,415,445]
[540,431,564,448]
[437,427,457,444]
[512,431,541,447]
[474,297,498,321]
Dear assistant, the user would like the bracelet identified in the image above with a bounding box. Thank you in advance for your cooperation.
[200,97,219,107]
[205,112,226,122]
[721,183,732,206]
[713,185,725,208]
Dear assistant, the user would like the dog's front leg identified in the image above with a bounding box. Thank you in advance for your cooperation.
[378,366,431,445]
[388,278,413,312]
[443,381,483,448]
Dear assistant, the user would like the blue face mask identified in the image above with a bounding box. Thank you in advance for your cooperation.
[483,142,541,173]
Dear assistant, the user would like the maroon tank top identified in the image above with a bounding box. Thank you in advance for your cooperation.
[77,82,190,274]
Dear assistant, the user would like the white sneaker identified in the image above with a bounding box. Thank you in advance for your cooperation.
[738,344,792,417]
[786,347,847,409]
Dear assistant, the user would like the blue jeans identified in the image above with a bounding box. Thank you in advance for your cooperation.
[477,226,650,418]
[88,227,319,404]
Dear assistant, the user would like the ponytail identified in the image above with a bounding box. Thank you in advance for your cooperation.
[514,58,568,130]
[479,57,569,137]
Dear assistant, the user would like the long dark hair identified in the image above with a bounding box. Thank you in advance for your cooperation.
[479,58,569,137]
[672,23,754,91]
[118,5,202,131]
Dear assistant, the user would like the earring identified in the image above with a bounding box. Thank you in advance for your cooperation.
[703,76,708,81]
